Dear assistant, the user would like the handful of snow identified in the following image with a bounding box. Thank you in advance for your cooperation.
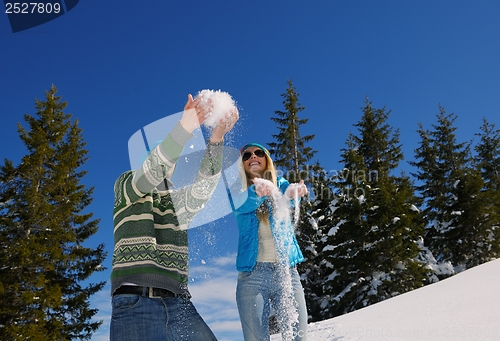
[195,89,237,128]
[253,177,302,226]
[253,177,281,197]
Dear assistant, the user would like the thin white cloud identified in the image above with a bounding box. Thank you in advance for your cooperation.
[190,254,243,339]
[213,253,238,267]
[89,282,111,341]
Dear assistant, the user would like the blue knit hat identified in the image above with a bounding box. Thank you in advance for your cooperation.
[240,143,271,156]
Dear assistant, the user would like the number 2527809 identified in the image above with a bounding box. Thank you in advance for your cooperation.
[5,2,62,14]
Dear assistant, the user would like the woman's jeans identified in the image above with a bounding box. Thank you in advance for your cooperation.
[236,262,308,341]
[110,290,217,341]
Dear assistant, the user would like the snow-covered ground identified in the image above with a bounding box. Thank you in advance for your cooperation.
[272,258,500,340]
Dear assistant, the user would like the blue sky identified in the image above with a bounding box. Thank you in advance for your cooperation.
[2,1,500,340]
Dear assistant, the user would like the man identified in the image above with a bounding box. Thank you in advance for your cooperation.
[110,94,238,341]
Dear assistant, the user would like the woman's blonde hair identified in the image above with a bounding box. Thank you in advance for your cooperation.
[238,144,277,189]
[238,143,278,222]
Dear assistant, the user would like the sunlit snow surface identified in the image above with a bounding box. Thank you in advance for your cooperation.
[272,258,500,340]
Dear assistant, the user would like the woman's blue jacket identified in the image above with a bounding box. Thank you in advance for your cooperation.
[231,176,304,272]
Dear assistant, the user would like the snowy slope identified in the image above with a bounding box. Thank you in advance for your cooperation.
[272,258,500,340]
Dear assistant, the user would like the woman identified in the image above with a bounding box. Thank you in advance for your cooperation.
[232,143,308,341]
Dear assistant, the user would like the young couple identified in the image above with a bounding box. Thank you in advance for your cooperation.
[110,94,308,341]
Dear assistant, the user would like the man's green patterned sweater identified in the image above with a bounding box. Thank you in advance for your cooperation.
[111,121,223,296]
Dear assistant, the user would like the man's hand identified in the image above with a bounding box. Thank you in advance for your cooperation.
[180,94,212,134]
[210,107,239,143]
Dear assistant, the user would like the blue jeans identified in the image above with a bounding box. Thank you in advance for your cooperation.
[110,290,217,341]
[236,263,308,341]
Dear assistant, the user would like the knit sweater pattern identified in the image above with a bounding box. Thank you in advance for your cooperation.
[111,122,223,296]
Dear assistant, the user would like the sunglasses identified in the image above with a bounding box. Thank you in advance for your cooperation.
[242,149,266,162]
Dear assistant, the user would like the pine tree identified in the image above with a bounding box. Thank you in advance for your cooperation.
[410,106,482,272]
[295,162,336,322]
[0,86,107,340]
[320,99,430,319]
[268,79,316,181]
[476,119,500,194]
[268,80,331,322]
[448,166,492,270]
[470,119,500,265]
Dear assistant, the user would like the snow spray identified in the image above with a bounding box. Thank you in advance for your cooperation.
[253,178,302,341]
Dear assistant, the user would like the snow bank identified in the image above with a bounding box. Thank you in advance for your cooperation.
[272,258,500,340]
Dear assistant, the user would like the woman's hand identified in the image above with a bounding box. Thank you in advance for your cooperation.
[253,178,276,197]
[210,107,239,143]
[285,180,308,198]
[180,94,212,134]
